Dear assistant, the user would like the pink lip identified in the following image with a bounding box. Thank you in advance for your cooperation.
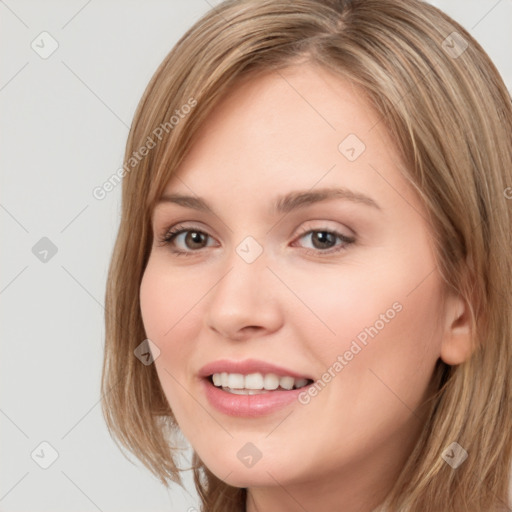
[198,359,314,417]
[198,358,313,380]
[201,379,311,417]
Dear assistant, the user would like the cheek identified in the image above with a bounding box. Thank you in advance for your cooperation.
[139,260,203,419]
[139,259,201,371]
[292,255,444,399]
[287,270,444,465]
[323,272,444,417]
[139,262,169,338]
[281,258,440,358]
[140,257,200,339]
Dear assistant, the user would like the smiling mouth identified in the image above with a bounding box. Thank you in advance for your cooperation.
[208,372,314,395]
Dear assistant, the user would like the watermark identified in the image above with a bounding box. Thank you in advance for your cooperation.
[338,133,366,162]
[441,441,468,469]
[31,441,59,469]
[298,301,403,405]
[92,97,197,200]
[134,338,160,365]
[441,31,468,59]
[237,442,263,468]
[31,31,59,59]
[504,186,512,200]
[32,236,58,263]
[236,236,263,264]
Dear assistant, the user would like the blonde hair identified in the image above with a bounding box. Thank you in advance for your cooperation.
[100,0,512,510]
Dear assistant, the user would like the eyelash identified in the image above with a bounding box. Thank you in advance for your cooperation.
[157,223,356,257]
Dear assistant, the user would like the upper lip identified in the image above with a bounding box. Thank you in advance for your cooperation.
[198,358,314,380]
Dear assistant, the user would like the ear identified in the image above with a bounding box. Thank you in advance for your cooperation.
[439,292,474,365]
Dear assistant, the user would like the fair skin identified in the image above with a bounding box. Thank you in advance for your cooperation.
[139,62,472,512]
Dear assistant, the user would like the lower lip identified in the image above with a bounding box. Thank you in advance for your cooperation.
[202,378,309,417]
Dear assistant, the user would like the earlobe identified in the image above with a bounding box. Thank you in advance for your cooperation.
[439,293,475,366]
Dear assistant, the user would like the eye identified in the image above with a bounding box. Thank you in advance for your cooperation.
[157,224,216,256]
[292,227,355,255]
[157,223,356,257]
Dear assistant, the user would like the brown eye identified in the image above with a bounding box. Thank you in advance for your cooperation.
[181,231,208,249]
[308,231,337,249]
[295,229,355,255]
[158,225,216,256]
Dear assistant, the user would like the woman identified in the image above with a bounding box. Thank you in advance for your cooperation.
[101,0,512,510]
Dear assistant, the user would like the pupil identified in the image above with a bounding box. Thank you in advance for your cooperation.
[313,231,334,249]
[187,231,205,248]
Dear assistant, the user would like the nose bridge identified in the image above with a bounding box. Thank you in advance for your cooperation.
[205,234,281,338]
[212,234,269,305]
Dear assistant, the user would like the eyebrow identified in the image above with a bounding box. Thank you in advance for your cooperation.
[157,187,381,214]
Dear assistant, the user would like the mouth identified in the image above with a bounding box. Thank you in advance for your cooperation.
[207,372,314,395]
[198,359,316,416]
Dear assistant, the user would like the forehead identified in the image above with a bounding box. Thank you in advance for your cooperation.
[160,62,411,215]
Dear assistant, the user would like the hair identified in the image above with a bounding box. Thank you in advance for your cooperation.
[100,0,512,510]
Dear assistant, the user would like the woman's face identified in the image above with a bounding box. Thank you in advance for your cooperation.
[140,63,451,503]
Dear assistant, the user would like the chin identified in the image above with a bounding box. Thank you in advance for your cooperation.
[197,449,301,488]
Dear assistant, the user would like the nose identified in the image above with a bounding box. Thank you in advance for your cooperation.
[204,244,283,342]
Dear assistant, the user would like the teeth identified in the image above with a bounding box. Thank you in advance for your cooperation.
[263,373,279,390]
[294,378,308,388]
[280,376,294,390]
[226,388,268,395]
[227,373,245,389]
[211,372,311,392]
[245,373,264,389]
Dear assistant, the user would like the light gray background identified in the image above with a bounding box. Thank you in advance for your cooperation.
[1,1,511,511]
